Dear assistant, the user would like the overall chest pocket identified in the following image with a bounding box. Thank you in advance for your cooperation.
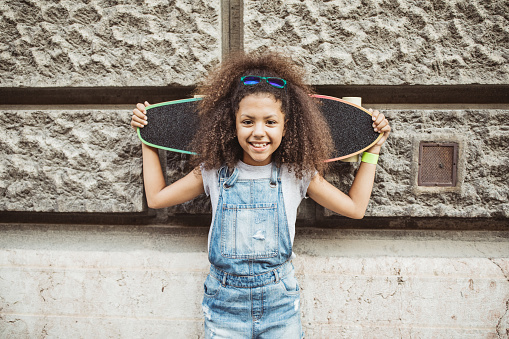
[221,203,278,259]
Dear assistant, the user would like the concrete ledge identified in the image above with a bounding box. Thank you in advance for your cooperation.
[0,225,508,338]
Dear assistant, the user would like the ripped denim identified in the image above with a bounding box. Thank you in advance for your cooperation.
[203,164,303,338]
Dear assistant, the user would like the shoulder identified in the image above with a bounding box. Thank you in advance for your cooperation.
[280,164,315,182]
[280,164,315,198]
[200,165,221,196]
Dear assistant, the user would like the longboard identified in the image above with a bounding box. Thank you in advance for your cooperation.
[138,95,383,162]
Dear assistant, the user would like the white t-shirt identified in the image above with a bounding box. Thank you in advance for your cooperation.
[201,161,314,252]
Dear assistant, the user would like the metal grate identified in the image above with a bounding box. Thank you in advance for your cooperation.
[418,143,458,187]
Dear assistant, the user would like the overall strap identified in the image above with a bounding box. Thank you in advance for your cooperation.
[223,167,240,189]
[218,166,229,182]
[217,166,231,198]
[270,163,279,187]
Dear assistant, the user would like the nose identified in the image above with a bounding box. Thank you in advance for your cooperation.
[252,122,266,137]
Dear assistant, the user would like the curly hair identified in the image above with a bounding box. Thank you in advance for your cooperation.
[190,52,333,178]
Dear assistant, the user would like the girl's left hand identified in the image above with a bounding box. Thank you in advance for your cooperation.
[369,109,391,148]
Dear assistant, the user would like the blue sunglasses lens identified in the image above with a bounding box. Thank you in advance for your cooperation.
[241,76,286,88]
[242,76,261,85]
[267,77,286,88]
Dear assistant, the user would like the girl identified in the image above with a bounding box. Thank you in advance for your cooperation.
[131,52,390,338]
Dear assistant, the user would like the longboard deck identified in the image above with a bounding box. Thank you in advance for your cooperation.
[138,95,383,162]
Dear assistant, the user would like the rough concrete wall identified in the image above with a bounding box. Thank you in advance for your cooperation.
[1,1,506,216]
[1,226,508,338]
[244,0,509,85]
[1,107,507,217]
[2,0,507,87]
[0,0,221,87]
[371,109,509,218]
[366,109,508,218]
[1,107,143,212]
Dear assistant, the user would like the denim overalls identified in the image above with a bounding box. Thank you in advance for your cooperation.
[202,163,303,338]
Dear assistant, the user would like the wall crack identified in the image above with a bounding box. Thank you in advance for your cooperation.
[489,258,509,338]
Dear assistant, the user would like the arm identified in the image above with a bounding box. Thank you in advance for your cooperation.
[307,110,390,219]
[132,102,205,209]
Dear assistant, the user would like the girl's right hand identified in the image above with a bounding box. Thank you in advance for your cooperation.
[131,101,150,130]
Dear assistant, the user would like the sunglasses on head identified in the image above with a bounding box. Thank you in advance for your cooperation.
[240,76,287,89]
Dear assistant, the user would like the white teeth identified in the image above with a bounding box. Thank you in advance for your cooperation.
[252,143,268,148]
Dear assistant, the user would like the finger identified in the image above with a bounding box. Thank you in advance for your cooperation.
[370,110,381,131]
[131,116,147,129]
[376,127,390,142]
[374,119,389,132]
[133,109,147,121]
[376,126,391,145]
[369,109,378,121]
[144,101,151,107]
[374,112,385,125]
[373,114,387,132]
[379,123,391,133]
[136,102,147,113]
[131,119,141,129]
[132,114,148,125]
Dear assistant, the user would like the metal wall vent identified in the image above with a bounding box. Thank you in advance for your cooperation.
[418,142,458,187]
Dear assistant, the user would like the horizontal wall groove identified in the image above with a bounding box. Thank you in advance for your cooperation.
[1,214,508,230]
[0,85,508,105]
[0,86,196,105]
[315,85,509,104]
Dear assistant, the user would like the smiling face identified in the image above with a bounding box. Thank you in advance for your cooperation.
[235,93,285,166]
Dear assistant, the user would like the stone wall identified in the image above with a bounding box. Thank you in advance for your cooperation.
[244,0,509,85]
[1,0,507,87]
[1,0,508,338]
[2,107,507,219]
[0,0,507,218]
[0,0,221,87]
[1,107,143,212]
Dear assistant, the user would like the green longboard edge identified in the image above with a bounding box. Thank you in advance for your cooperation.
[145,97,203,110]
[137,128,198,155]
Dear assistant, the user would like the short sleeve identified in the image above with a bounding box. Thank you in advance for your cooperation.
[200,166,215,197]
[301,170,317,199]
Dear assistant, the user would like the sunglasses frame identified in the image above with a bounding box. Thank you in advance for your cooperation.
[240,76,287,89]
